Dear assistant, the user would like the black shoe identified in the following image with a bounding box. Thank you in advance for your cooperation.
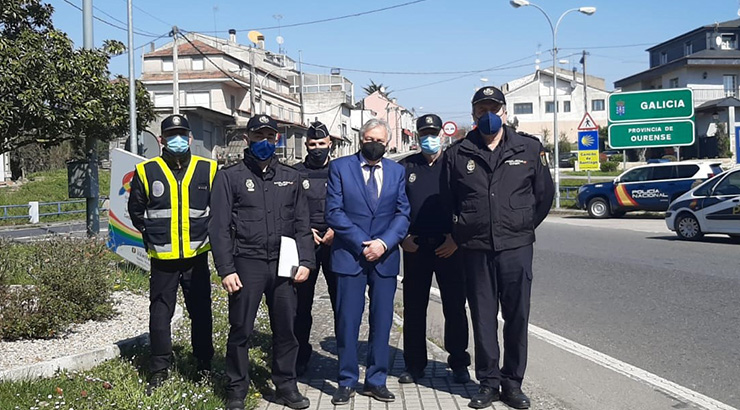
[296,361,308,377]
[225,399,245,410]
[501,387,530,409]
[196,359,211,373]
[361,384,395,402]
[452,367,471,384]
[468,386,500,409]
[275,389,310,409]
[145,370,168,396]
[331,386,355,405]
[398,369,424,384]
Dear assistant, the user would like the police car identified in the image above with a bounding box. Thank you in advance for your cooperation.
[576,161,723,218]
[665,167,740,241]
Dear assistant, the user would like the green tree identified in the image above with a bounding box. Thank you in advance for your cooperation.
[558,132,572,155]
[0,0,155,156]
[363,79,392,98]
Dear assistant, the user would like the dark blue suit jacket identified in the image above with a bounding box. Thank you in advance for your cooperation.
[326,153,411,277]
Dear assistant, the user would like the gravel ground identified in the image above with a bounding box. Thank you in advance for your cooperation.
[0,291,149,372]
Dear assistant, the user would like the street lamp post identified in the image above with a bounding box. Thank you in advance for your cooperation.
[510,0,596,208]
[257,65,291,112]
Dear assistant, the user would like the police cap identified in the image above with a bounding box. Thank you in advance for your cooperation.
[161,114,190,133]
[472,86,506,105]
[416,114,442,132]
[307,121,330,139]
[247,114,279,133]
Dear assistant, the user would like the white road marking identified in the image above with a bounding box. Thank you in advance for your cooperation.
[544,216,669,234]
[402,274,737,410]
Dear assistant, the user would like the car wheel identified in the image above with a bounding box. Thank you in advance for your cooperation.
[675,213,703,240]
[587,198,609,219]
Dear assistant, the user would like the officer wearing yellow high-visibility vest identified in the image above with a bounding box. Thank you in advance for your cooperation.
[128,114,217,396]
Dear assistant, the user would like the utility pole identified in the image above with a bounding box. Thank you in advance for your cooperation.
[172,26,180,114]
[127,0,137,154]
[581,50,589,114]
[298,50,305,125]
[249,48,256,114]
[83,0,99,237]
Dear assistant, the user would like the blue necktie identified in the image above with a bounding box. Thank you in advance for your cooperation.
[365,164,379,209]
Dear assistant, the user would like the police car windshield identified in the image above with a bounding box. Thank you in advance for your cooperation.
[694,172,727,197]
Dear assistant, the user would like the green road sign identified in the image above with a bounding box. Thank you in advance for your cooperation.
[608,88,694,123]
[608,120,695,149]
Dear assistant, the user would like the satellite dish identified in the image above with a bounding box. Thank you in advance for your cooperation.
[715,34,723,47]
[248,30,264,44]
[276,36,284,45]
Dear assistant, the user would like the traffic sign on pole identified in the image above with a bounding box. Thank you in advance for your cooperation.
[578,112,598,130]
[608,120,695,149]
[442,121,457,137]
[578,130,599,170]
[608,88,694,123]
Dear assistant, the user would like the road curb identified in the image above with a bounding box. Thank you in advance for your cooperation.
[0,305,183,382]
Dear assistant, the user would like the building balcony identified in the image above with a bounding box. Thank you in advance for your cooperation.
[691,86,738,106]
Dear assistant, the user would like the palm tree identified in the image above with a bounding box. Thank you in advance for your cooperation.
[363,79,392,98]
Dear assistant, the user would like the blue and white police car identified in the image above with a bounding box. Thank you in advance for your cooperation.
[576,161,723,218]
[665,167,740,241]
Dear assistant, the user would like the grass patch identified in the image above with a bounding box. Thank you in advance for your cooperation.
[563,170,620,177]
[0,168,111,225]
[0,248,273,410]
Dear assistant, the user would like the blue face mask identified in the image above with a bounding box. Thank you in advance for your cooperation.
[250,139,276,161]
[420,135,441,154]
[165,135,189,153]
[477,112,503,136]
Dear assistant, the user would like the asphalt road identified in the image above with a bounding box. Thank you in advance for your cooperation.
[531,216,740,408]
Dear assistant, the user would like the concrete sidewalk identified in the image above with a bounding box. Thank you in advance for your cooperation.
[256,277,517,410]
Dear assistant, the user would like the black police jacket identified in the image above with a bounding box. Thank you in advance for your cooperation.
[293,160,329,233]
[208,150,315,277]
[444,126,555,251]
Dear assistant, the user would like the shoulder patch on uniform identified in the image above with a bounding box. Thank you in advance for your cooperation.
[540,151,548,166]
[302,179,310,190]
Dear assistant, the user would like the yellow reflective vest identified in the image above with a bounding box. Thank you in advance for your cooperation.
[135,155,217,260]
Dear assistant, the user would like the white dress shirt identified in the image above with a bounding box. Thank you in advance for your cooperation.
[359,155,383,198]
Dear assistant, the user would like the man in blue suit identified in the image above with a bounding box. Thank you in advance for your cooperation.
[325,118,411,405]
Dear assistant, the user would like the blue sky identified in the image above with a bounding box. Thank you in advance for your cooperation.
[46,0,740,126]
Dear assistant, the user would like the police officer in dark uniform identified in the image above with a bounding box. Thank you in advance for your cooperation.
[209,114,315,410]
[128,114,216,396]
[397,114,470,385]
[292,121,338,377]
[444,87,555,409]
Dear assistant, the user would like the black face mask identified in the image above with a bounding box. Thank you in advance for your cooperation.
[307,147,330,167]
[361,141,386,162]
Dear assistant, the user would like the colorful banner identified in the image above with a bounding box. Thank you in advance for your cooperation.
[107,148,150,271]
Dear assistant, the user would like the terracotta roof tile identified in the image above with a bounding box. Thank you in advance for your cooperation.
[144,40,222,58]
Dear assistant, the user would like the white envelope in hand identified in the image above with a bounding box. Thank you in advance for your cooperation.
[278,236,300,278]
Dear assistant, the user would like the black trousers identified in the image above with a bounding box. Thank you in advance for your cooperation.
[402,246,470,373]
[294,244,337,367]
[225,258,298,400]
[149,253,213,373]
[463,245,533,391]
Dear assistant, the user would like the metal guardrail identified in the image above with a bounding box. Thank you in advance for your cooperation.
[0,198,109,222]
[561,186,579,200]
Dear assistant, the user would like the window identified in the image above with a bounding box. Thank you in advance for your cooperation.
[592,99,605,111]
[684,41,693,55]
[620,168,651,183]
[713,172,740,195]
[192,57,204,71]
[162,58,173,72]
[660,52,668,65]
[265,102,272,116]
[185,91,210,107]
[230,95,236,113]
[724,74,737,97]
[720,33,736,50]
[669,78,679,88]
[563,101,571,113]
[154,93,173,107]
[545,101,558,113]
[675,164,699,179]
[513,103,533,115]
[278,105,284,119]
[650,166,674,181]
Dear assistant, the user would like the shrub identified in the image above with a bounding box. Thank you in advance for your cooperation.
[0,239,115,340]
[601,161,619,172]
[609,154,624,162]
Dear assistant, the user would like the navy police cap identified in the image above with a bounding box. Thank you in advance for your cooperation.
[247,114,279,133]
[307,121,330,139]
[472,86,506,105]
[416,114,442,132]
[161,114,190,133]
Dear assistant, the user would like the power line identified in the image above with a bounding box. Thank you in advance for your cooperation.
[129,1,174,28]
[195,0,427,33]
[61,0,163,38]
[91,3,159,36]
[560,42,656,50]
